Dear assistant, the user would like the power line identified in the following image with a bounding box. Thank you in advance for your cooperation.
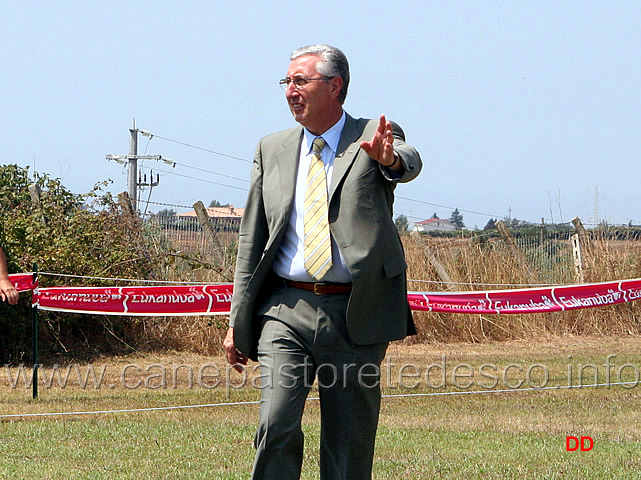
[142,200,194,210]
[141,131,252,164]
[136,128,546,224]
[154,168,249,192]
[396,195,504,220]
[169,160,249,184]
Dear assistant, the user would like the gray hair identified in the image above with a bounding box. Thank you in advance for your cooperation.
[290,44,350,104]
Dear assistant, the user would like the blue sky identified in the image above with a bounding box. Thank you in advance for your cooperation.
[2,1,639,229]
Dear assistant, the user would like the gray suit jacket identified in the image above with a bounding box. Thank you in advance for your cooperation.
[230,113,422,360]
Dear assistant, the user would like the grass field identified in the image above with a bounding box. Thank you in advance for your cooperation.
[2,336,641,479]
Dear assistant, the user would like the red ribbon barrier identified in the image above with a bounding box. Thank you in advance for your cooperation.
[8,273,36,293]
[13,274,641,316]
[408,278,641,314]
[35,284,233,316]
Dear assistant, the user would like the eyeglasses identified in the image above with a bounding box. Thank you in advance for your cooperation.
[279,76,331,90]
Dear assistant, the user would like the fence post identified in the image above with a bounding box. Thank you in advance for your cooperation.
[571,217,592,253]
[32,264,39,399]
[571,217,593,281]
[118,191,136,217]
[29,183,47,226]
[540,217,545,247]
[496,220,537,283]
[571,234,585,283]
[193,201,226,269]
[422,243,453,289]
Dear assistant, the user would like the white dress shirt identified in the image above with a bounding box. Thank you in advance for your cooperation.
[272,111,352,283]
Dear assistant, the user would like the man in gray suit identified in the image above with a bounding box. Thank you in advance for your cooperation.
[223,44,422,480]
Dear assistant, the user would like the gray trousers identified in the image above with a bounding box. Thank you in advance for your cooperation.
[250,281,388,480]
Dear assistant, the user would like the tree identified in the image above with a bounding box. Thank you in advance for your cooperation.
[209,200,230,208]
[430,212,440,219]
[395,214,409,233]
[483,218,497,230]
[156,208,176,217]
[503,216,527,228]
[450,208,465,229]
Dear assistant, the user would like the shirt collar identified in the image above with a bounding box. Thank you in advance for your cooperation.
[303,110,346,155]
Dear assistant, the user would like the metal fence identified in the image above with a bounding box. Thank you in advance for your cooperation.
[144,215,640,286]
[514,231,575,284]
[144,215,238,258]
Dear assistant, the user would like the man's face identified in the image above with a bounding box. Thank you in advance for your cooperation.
[285,54,342,135]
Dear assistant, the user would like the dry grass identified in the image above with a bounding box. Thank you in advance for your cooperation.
[134,225,641,355]
[403,232,641,345]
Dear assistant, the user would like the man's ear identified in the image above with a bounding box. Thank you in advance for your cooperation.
[329,76,343,100]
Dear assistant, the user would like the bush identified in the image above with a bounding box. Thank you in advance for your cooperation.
[0,165,164,362]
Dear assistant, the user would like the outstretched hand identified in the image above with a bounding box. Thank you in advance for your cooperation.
[359,114,400,170]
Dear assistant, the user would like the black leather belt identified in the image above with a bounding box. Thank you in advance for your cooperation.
[281,278,352,295]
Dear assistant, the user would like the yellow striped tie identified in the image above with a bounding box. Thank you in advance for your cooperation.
[304,137,332,280]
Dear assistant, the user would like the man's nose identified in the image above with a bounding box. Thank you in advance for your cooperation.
[285,85,299,98]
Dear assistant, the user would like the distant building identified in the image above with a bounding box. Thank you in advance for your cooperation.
[178,205,245,231]
[413,218,457,233]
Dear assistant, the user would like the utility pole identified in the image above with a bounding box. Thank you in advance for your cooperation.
[128,121,138,209]
[106,120,170,213]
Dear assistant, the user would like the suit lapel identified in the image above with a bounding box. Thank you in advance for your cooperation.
[275,127,303,220]
[330,114,363,201]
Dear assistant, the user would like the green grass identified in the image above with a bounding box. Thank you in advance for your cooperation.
[2,338,641,479]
